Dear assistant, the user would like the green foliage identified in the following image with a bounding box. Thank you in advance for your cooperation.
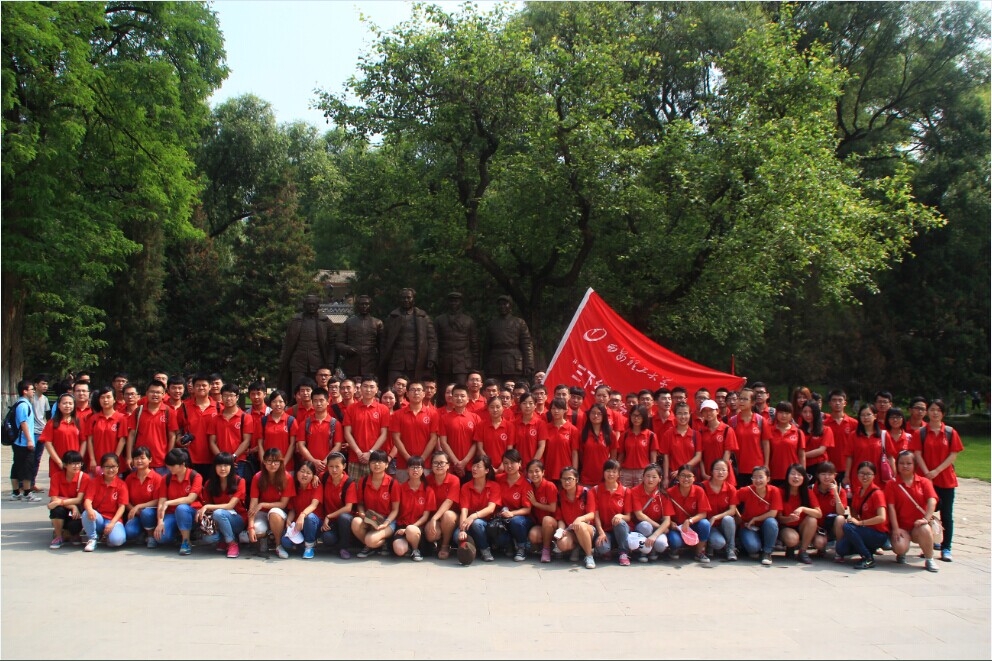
[2,1,227,375]
[319,2,945,368]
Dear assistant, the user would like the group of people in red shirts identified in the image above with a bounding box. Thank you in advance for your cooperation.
[33,369,962,572]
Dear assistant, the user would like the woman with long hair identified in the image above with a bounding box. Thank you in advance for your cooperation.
[573,404,613,488]
[85,386,128,475]
[777,464,821,564]
[351,449,401,558]
[197,452,246,558]
[40,393,81,479]
[617,406,657,488]
[703,458,739,561]
[281,460,324,559]
[798,402,832,473]
[456,454,501,562]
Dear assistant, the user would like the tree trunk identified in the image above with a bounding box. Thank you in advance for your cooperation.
[2,272,25,407]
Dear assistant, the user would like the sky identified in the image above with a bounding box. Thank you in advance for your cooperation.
[210,1,516,127]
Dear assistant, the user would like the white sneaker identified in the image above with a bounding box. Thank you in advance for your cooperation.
[23,492,42,502]
[583,555,596,569]
[275,546,289,559]
[84,539,97,552]
[9,492,21,501]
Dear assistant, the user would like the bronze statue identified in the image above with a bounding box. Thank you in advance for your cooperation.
[336,294,384,379]
[278,294,336,395]
[485,295,534,384]
[380,288,437,384]
[434,292,479,388]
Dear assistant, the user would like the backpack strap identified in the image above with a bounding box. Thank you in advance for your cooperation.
[341,477,355,508]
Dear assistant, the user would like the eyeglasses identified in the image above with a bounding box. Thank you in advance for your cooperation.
[857,471,874,477]
[432,461,448,467]
[561,477,577,482]
[101,465,119,470]
[911,406,926,412]
[409,465,424,470]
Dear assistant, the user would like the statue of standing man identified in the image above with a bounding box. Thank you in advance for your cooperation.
[485,295,534,385]
[434,291,479,389]
[380,288,437,385]
[278,294,336,396]
[336,294,384,379]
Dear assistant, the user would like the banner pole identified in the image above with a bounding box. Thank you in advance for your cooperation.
[545,288,594,375]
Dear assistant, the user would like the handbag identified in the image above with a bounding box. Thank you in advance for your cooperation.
[878,431,895,484]
[199,513,216,536]
[669,497,699,545]
[363,509,387,528]
[897,482,943,541]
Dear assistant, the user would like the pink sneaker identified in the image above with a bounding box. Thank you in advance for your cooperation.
[618,553,631,566]
[540,548,552,563]
[226,542,239,558]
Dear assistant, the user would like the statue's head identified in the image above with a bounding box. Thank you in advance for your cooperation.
[356,295,372,315]
[447,292,463,313]
[399,288,415,310]
[303,295,320,315]
[497,295,512,316]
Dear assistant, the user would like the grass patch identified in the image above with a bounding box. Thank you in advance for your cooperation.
[957,435,990,482]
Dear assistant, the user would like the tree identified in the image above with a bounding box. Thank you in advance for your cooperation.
[318,2,939,366]
[1,1,227,395]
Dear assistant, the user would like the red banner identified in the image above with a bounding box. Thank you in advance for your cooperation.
[545,289,745,407]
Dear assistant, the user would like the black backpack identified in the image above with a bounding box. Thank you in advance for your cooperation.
[2,401,29,446]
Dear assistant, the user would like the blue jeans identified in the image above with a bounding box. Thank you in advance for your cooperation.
[82,513,126,547]
[124,508,158,542]
[159,505,195,544]
[594,520,631,555]
[740,518,779,555]
[490,515,531,551]
[836,523,888,560]
[456,518,492,551]
[201,509,246,545]
[282,513,321,549]
[708,517,737,551]
[321,513,355,548]
[667,519,712,552]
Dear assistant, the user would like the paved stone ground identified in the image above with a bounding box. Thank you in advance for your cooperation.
[2,455,988,659]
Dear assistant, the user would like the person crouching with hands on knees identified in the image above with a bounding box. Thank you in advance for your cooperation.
[456,454,501,562]
[629,463,673,562]
[320,452,358,558]
[737,465,782,566]
[777,463,821,565]
[593,459,633,565]
[554,466,597,568]
[665,464,712,563]
[886,450,940,572]
[248,448,295,558]
[280,460,324,559]
[47,451,89,549]
[196,452,247,558]
[81,453,129,551]
[835,460,888,569]
[351,450,401,558]
[392,455,436,561]
[153,448,203,555]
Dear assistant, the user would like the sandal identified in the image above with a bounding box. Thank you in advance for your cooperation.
[437,546,450,560]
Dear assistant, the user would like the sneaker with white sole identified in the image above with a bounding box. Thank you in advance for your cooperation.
[584,555,595,569]
[275,546,289,559]
[925,558,939,572]
[480,548,495,562]
[84,539,97,552]
[356,546,374,558]
[49,537,63,550]
[726,548,738,562]
[513,547,526,562]
[9,492,21,501]
[23,492,42,502]
[760,553,773,566]
[411,549,423,562]
[179,540,191,556]
[302,545,315,560]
